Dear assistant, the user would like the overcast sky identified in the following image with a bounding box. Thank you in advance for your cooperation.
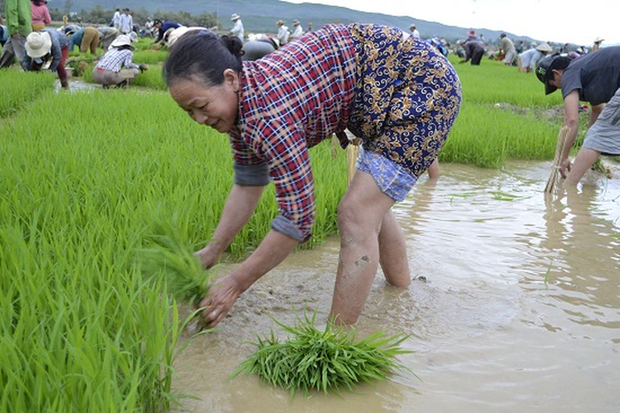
[285,0,619,46]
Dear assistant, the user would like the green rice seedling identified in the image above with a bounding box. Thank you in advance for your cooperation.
[0,70,56,118]
[233,312,413,397]
[139,219,213,306]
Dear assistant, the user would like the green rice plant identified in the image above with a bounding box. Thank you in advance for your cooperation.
[233,312,413,396]
[0,70,56,118]
[138,218,213,306]
[134,49,169,65]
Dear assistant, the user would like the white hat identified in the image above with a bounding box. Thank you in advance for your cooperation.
[231,13,240,21]
[110,34,135,49]
[25,32,52,58]
[594,36,604,43]
[535,42,553,52]
[166,26,208,47]
[293,19,300,25]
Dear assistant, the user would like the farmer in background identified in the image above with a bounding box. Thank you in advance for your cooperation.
[30,0,50,31]
[592,37,604,52]
[459,29,485,66]
[499,33,516,66]
[230,13,244,42]
[409,23,420,38]
[111,8,121,30]
[518,42,552,73]
[119,8,133,35]
[22,29,69,89]
[67,26,100,55]
[289,19,303,41]
[92,34,147,88]
[0,0,31,69]
[97,26,120,50]
[151,19,181,46]
[276,19,289,46]
[0,16,8,47]
[536,47,620,185]
[163,25,462,327]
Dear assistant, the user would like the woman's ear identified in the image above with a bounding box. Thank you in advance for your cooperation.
[223,69,240,92]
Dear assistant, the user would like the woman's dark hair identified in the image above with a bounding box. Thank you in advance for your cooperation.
[163,31,244,88]
[32,0,46,5]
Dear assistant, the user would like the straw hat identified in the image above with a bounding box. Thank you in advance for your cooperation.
[231,13,240,21]
[277,19,284,25]
[25,31,52,58]
[593,36,604,43]
[293,19,300,25]
[535,42,553,52]
[110,34,135,50]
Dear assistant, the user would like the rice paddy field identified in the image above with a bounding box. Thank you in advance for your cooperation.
[1,39,618,412]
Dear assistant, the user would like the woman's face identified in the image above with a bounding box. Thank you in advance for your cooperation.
[169,70,240,134]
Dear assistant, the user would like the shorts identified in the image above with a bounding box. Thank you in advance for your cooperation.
[583,87,620,156]
[356,147,417,201]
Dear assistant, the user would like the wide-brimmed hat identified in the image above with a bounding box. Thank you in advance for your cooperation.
[110,34,135,49]
[25,31,52,58]
[231,13,240,21]
[594,36,604,43]
[535,42,552,53]
[468,29,476,37]
[293,19,300,25]
[166,26,207,47]
[277,19,284,25]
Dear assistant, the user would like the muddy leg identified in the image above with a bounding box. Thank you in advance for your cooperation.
[329,171,396,325]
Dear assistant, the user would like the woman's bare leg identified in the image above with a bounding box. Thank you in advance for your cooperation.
[378,210,411,287]
[329,171,396,325]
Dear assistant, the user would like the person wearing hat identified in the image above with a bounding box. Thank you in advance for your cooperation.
[459,30,485,66]
[518,42,552,73]
[163,24,461,328]
[22,29,70,89]
[0,0,32,69]
[592,37,604,52]
[151,19,181,46]
[92,34,148,88]
[409,23,420,39]
[68,26,100,55]
[97,26,120,50]
[290,19,303,41]
[276,19,289,46]
[230,13,244,42]
[536,46,620,185]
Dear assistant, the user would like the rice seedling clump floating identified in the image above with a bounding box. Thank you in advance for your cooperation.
[233,312,413,396]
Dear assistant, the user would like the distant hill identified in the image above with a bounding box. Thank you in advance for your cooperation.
[72,0,536,44]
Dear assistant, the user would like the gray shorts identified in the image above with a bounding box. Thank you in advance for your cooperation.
[583,87,620,156]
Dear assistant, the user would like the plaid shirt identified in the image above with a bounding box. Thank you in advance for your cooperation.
[228,24,357,242]
[95,47,139,72]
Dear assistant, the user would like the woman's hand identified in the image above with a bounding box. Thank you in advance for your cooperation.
[199,274,243,327]
[194,246,218,270]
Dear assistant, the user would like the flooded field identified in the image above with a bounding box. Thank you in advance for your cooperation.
[172,160,619,413]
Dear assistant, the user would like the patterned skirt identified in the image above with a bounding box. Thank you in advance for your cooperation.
[345,24,462,196]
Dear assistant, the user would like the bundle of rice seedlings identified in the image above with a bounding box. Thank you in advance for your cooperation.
[544,126,570,193]
[138,221,212,309]
[233,312,413,396]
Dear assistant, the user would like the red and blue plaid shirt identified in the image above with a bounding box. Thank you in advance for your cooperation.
[228,24,357,242]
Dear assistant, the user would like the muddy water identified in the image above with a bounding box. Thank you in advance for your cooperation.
[172,160,620,413]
